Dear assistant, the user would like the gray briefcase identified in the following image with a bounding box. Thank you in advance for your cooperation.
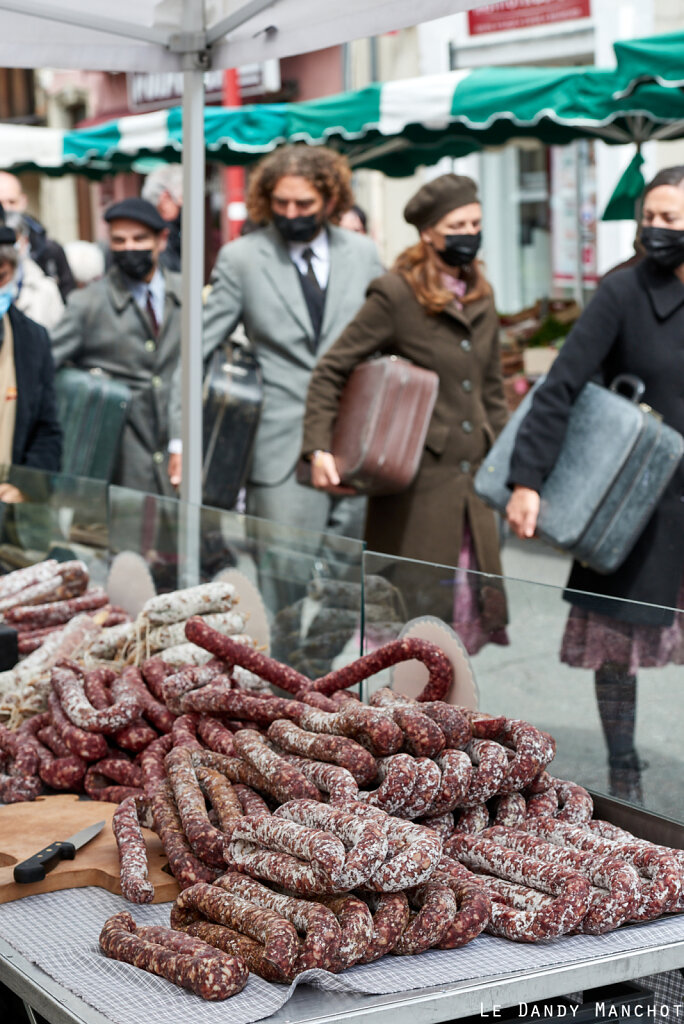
[474,374,684,574]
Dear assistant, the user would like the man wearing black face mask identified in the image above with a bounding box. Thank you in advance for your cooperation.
[50,197,181,495]
[168,146,382,558]
[507,164,684,803]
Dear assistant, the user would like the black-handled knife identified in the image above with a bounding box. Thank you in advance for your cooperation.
[13,820,106,884]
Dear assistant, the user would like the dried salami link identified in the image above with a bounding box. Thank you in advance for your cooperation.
[462,739,509,806]
[197,716,235,756]
[358,753,417,815]
[141,583,236,626]
[171,714,203,750]
[83,667,116,710]
[310,638,453,702]
[299,701,404,757]
[0,771,42,802]
[89,757,142,788]
[184,920,287,983]
[226,839,327,896]
[357,892,411,963]
[5,587,109,629]
[36,723,72,758]
[112,795,154,904]
[432,862,491,949]
[280,754,359,804]
[185,617,311,695]
[421,702,471,750]
[427,750,473,817]
[47,690,108,762]
[525,788,559,818]
[0,725,41,800]
[165,746,227,868]
[17,625,64,655]
[464,711,507,740]
[399,757,442,819]
[52,662,140,733]
[0,723,40,777]
[526,769,554,794]
[521,817,682,921]
[233,730,320,804]
[586,820,684,911]
[114,717,158,754]
[476,874,557,942]
[551,777,593,823]
[113,666,175,734]
[170,881,299,976]
[391,705,446,759]
[267,719,377,786]
[140,733,173,799]
[492,792,527,828]
[135,925,220,957]
[483,825,640,934]
[349,803,443,891]
[323,895,374,970]
[0,560,58,600]
[300,691,339,712]
[274,799,389,891]
[99,911,248,1000]
[180,685,306,726]
[84,775,142,803]
[392,882,457,956]
[498,720,555,795]
[232,783,270,817]
[196,766,243,830]
[225,814,346,886]
[188,748,280,805]
[214,871,341,973]
[140,657,175,701]
[151,780,217,888]
[446,832,591,939]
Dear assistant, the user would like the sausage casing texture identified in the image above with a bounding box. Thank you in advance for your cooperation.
[391,882,457,956]
[151,780,218,888]
[274,799,389,891]
[357,893,411,963]
[52,662,141,733]
[232,730,320,804]
[99,911,248,1000]
[267,719,377,786]
[112,795,154,904]
[165,746,227,868]
[310,638,453,702]
[170,881,299,976]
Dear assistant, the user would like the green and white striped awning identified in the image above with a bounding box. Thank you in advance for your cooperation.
[5,59,684,179]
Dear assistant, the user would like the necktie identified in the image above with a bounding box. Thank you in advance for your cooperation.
[302,247,322,292]
[146,288,159,338]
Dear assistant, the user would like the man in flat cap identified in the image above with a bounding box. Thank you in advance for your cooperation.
[50,197,181,495]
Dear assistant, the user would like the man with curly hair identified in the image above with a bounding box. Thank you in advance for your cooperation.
[168,146,382,549]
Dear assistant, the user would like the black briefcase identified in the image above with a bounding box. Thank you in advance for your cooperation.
[202,341,263,510]
[55,367,131,481]
[474,374,684,574]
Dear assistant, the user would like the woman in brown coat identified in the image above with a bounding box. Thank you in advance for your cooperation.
[301,174,509,648]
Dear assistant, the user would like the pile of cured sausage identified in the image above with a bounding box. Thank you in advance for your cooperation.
[94,616,684,1001]
[1,588,682,1003]
[0,560,131,725]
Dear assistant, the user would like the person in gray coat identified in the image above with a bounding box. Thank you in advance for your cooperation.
[168,146,383,545]
[50,198,181,496]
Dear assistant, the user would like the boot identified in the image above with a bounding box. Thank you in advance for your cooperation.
[594,663,644,803]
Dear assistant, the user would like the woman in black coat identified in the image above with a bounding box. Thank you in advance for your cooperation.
[506,166,684,802]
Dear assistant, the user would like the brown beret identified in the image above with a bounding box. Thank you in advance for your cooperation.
[403,174,479,231]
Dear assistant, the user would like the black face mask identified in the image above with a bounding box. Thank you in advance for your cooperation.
[640,226,684,271]
[272,212,321,244]
[435,231,482,268]
[112,248,155,281]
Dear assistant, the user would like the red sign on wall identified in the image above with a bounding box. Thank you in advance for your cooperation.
[468,0,591,35]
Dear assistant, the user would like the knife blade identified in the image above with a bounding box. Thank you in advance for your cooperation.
[13,820,106,884]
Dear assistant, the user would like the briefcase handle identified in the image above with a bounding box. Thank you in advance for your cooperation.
[609,374,645,404]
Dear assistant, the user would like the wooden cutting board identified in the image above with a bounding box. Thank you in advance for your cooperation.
[0,794,179,904]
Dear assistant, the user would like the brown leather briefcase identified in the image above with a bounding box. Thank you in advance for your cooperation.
[299,355,439,496]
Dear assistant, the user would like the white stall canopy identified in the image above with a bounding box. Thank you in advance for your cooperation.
[0,0,494,507]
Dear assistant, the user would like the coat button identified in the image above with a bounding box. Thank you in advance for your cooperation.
[153,451,164,464]
[152,375,162,388]
[460,339,472,352]
[145,340,156,352]
[460,460,471,473]
[462,420,473,433]
[462,379,472,392]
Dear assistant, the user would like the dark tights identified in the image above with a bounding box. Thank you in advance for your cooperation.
[594,662,642,802]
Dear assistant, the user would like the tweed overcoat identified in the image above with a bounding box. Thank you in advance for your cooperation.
[509,259,684,626]
[302,270,508,575]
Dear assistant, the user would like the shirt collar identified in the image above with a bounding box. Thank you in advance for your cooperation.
[288,228,329,262]
[125,266,164,302]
